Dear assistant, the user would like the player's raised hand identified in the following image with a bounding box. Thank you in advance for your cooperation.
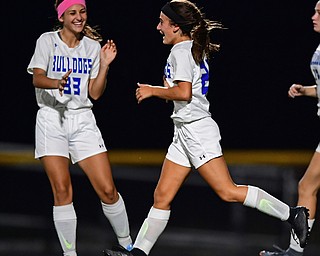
[58,69,72,96]
[288,83,304,98]
[100,39,117,68]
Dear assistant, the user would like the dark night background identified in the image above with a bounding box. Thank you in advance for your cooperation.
[2,0,320,151]
[2,2,320,256]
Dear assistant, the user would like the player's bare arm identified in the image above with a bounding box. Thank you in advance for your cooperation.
[136,81,192,104]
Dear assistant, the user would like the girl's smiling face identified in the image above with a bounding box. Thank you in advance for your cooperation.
[156,12,181,45]
[59,4,87,34]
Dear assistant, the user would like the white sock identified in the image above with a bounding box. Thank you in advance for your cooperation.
[101,193,132,249]
[289,218,315,252]
[243,185,290,221]
[53,203,77,256]
[133,207,170,255]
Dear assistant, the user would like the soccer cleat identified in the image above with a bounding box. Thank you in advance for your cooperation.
[259,246,303,256]
[287,206,310,248]
[103,248,133,256]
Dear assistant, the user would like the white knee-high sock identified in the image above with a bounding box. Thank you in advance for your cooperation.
[290,218,315,252]
[243,185,290,221]
[101,193,132,249]
[53,203,77,256]
[133,207,171,255]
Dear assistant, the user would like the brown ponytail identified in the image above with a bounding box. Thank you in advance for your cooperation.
[168,0,222,64]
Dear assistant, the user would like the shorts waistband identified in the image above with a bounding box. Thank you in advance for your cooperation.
[39,106,91,116]
[173,117,209,126]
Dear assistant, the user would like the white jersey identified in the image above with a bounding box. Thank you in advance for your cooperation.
[164,40,211,123]
[310,43,320,116]
[27,31,101,112]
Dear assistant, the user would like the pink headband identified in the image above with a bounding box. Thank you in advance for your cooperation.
[57,0,86,18]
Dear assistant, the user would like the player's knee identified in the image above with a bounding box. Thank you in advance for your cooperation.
[53,184,72,204]
[298,178,318,197]
[216,188,239,202]
[153,189,171,209]
[100,186,118,204]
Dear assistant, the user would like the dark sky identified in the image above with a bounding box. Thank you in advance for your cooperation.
[2,0,320,150]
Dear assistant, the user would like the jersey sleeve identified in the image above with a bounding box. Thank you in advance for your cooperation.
[88,42,101,79]
[27,33,51,74]
[171,48,194,83]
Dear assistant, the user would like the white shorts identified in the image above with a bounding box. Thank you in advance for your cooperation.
[166,117,223,169]
[35,108,107,164]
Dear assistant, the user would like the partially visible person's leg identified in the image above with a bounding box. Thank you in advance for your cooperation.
[260,151,320,256]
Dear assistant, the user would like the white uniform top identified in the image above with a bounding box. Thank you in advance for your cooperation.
[310,43,320,116]
[27,31,101,113]
[164,40,211,123]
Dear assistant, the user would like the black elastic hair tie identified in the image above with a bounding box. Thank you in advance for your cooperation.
[161,2,186,25]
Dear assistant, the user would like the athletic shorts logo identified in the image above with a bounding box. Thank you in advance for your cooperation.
[199,155,206,160]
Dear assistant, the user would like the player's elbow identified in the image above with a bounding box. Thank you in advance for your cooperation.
[89,88,104,100]
[90,94,101,101]
[180,91,192,101]
[32,77,42,88]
